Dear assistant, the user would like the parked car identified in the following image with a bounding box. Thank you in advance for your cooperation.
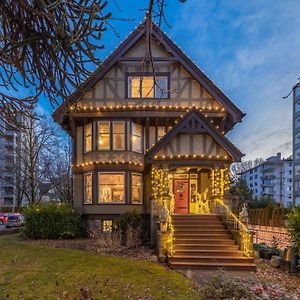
[5,214,25,228]
[0,213,8,225]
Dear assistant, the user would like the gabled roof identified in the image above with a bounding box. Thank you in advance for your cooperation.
[146,109,244,162]
[53,20,245,124]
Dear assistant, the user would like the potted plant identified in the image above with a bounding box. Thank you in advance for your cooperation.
[158,202,169,233]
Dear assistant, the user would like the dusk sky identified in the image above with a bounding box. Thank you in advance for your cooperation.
[42,0,299,161]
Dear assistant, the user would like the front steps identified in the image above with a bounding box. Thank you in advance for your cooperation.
[169,214,256,271]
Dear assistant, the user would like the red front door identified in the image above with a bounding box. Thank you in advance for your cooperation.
[174,179,189,214]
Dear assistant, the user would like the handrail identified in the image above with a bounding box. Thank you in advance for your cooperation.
[215,198,252,257]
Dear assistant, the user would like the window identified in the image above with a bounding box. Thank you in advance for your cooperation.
[102,220,113,232]
[98,173,125,203]
[84,173,92,204]
[157,126,166,141]
[132,173,143,204]
[98,121,110,150]
[128,75,168,98]
[84,124,92,153]
[132,123,142,153]
[113,121,125,150]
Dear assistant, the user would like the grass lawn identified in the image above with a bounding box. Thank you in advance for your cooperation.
[0,234,199,299]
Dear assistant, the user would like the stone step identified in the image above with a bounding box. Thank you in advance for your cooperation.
[172,220,223,225]
[174,229,228,234]
[169,261,257,271]
[169,255,254,264]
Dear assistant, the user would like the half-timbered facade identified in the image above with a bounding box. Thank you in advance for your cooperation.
[53,21,245,238]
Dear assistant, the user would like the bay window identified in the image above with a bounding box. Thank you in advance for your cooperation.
[113,121,125,150]
[128,75,169,98]
[98,121,110,150]
[84,124,92,153]
[132,173,143,204]
[132,123,142,153]
[84,173,92,204]
[98,173,125,203]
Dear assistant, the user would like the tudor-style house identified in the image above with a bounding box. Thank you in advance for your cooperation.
[53,21,256,270]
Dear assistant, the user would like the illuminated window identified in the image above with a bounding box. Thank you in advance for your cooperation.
[128,75,168,98]
[102,220,113,232]
[84,173,92,204]
[157,126,166,141]
[132,173,142,204]
[132,123,142,153]
[113,121,125,150]
[84,124,92,153]
[98,121,110,150]
[98,173,125,203]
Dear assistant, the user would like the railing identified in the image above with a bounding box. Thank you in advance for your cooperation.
[215,198,253,257]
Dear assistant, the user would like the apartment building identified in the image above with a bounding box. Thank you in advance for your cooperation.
[241,153,293,207]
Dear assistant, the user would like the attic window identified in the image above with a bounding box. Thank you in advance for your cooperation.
[127,75,169,99]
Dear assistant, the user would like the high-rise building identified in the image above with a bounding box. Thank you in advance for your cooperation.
[240,153,293,207]
[0,119,20,210]
[293,82,300,206]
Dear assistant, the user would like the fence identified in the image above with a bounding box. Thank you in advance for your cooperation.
[248,224,291,250]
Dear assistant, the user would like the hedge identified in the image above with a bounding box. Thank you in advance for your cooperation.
[23,203,86,239]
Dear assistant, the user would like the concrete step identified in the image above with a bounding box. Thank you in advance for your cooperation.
[174,229,228,234]
[173,224,225,229]
[169,261,257,271]
[169,255,254,264]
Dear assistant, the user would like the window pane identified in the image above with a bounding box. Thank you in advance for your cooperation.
[113,122,125,150]
[102,220,113,232]
[98,121,110,150]
[157,126,166,141]
[84,174,92,204]
[132,123,142,153]
[155,76,168,98]
[84,124,92,152]
[141,77,154,98]
[98,173,125,203]
[129,77,141,98]
[132,174,142,204]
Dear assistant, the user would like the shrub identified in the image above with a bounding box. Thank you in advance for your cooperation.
[286,207,300,253]
[115,211,145,246]
[23,203,86,239]
[201,272,254,300]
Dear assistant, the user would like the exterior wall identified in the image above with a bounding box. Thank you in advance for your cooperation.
[293,84,300,206]
[241,153,293,207]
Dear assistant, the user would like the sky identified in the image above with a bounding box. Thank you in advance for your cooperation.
[41,0,300,161]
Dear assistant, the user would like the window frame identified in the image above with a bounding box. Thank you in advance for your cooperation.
[97,121,111,151]
[83,173,93,205]
[83,123,93,153]
[131,173,143,204]
[126,72,170,99]
[98,172,126,204]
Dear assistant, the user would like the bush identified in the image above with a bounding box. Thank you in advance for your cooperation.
[286,207,300,253]
[201,272,254,300]
[23,203,86,239]
[115,211,145,246]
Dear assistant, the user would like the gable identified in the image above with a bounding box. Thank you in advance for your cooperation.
[146,109,243,162]
[53,21,244,125]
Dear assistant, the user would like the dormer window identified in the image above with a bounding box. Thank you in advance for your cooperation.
[127,74,169,99]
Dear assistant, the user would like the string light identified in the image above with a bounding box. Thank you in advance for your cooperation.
[74,160,143,168]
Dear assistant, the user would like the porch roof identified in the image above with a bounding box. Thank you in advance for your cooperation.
[145,109,244,164]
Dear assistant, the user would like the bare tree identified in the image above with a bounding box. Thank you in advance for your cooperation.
[44,134,73,204]
[0,110,56,206]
